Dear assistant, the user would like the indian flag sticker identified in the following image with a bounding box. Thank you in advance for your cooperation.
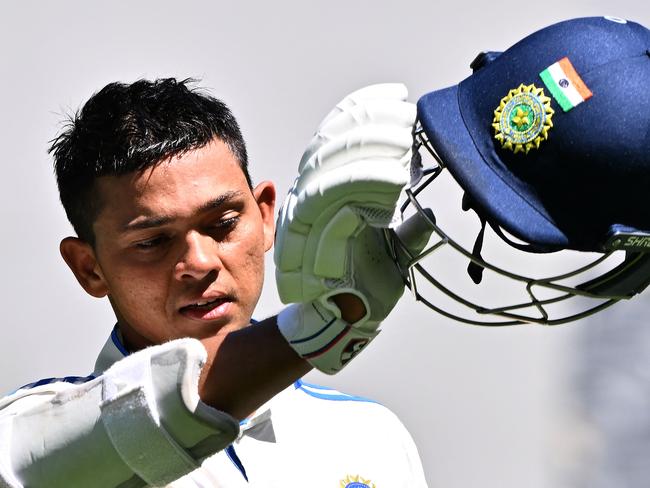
[539,57,593,112]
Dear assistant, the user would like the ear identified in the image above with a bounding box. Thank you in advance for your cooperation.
[59,237,109,298]
[253,181,276,252]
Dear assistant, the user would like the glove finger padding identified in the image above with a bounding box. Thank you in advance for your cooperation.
[297,123,413,192]
[295,158,408,225]
[299,100,416,173]
[316,83,409,130]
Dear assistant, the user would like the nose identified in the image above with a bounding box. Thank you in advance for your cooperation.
[174,231,222,281]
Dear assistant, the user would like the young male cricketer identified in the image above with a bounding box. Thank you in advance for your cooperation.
[0,79,428,487]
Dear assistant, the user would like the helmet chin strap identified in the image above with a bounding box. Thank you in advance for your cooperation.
[462,193,487,284]
[461,191,560,286]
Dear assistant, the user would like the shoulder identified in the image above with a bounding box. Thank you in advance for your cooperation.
[0,374,97,415]
[279,379,409,433]
[15,374,97,392]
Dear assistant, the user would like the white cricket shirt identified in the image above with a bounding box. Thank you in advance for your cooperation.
[102,328,428,487]
[5,328,428,487]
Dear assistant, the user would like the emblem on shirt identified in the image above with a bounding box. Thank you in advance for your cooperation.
[340,474,376,487]
[492,83,554,154]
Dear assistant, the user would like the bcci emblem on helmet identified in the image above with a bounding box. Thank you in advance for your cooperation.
[492,83,554,153]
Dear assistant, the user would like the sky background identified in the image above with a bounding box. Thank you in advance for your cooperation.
[1,1,648,487]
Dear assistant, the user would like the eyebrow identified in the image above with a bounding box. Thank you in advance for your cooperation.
[122,190,244,232]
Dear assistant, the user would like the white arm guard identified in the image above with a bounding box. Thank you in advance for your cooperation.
[0,339,239,488]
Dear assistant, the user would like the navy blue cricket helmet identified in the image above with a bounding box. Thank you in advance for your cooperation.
[389,16,650,326]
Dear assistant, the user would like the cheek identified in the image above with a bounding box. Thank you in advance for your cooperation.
[226,226,267,294]
[102,260,171,316]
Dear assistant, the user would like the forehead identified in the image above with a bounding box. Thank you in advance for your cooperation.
[94,139,249,224]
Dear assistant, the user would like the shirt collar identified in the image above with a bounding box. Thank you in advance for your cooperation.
[93,326,129,375]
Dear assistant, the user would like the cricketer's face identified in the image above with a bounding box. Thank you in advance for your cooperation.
[62,138,275,352]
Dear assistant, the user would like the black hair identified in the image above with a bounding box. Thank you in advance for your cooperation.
[49,78,251,245]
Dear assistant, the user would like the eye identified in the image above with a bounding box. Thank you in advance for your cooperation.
[206,215,241,241]
[134,235,170,250]
[216,215,240,229]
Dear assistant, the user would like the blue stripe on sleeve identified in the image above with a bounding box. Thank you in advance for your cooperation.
[17,374,97,392]
[294,379,378,404]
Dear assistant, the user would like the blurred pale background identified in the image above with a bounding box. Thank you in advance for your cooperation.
[1,1,648,487]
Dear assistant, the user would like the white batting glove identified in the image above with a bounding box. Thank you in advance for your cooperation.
[275,83,417,374]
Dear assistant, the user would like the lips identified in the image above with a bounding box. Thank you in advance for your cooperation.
[179,295,234,321]
[183,296,227,309]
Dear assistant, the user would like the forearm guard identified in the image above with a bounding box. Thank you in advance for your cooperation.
[0,339,239,488]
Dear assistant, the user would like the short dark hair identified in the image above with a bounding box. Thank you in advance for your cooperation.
[49,78,251,245]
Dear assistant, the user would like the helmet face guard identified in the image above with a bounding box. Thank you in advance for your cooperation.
[386,125,650,326]
[388,17,650,326]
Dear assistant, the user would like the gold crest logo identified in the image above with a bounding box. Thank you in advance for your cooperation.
[493,83,554,154]
[340,474,376,487]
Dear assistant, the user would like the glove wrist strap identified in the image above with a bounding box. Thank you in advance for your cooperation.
[277,302,378,374]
